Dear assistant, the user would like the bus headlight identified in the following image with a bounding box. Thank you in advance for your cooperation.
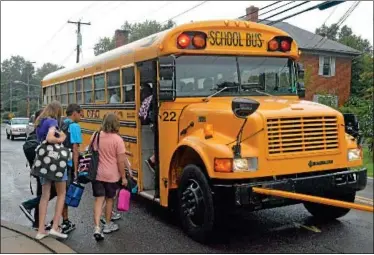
[348,149,361,161]
[233,158,258,172]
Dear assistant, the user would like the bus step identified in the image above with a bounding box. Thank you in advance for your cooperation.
[139,190,160,203]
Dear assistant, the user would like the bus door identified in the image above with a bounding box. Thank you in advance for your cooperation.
[137,60,159,198]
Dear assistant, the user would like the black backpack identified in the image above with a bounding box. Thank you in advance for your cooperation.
[61,120,72,149]
[23,131,39,167]
[23,131,40,195]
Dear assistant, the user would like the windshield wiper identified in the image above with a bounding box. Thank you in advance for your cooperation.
[241,85,274,97]
[202,82,239,102]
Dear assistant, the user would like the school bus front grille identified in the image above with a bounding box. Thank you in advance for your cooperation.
[266,116,339,155]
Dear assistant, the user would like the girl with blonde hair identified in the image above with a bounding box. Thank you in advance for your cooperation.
[34,100,68,240]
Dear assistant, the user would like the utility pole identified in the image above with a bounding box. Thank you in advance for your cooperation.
[68,20,91,63]
[9,81,12,113]
[27,61,36,118]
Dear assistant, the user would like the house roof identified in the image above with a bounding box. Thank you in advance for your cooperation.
[264,21,361,56]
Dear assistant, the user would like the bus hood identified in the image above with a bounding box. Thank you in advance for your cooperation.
[182,97,339,120]
[179,97,341,146]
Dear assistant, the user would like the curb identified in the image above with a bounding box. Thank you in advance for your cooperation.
[1,220,76,254]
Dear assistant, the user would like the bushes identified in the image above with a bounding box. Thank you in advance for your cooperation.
[340,96,373,150]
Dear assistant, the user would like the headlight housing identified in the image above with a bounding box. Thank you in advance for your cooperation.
[214,157,258,172]
[233,158,258,172]
[347,149,361,161]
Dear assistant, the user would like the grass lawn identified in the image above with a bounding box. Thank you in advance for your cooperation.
[363,147,373,177]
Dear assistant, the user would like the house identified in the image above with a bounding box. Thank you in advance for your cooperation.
[243,6,361,107]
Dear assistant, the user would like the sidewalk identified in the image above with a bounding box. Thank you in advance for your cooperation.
[1,220,76,254]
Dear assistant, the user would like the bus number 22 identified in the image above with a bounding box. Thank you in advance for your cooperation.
[162,111,176,122]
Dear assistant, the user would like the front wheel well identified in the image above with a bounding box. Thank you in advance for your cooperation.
[169,146,209,189]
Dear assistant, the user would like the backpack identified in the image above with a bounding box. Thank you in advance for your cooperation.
[23,131,39,195]
[60,120,72,149]
[23,131,39,167]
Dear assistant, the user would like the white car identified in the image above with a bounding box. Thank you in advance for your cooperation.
[5,117,29,140]
[26,115,35,138]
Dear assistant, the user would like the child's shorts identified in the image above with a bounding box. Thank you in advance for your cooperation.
[92,180,120,199]
[40,168,68,186]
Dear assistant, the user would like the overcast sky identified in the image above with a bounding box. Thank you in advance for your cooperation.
[1,1,373,68]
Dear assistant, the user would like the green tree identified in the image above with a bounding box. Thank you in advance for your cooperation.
[315,23,339,40]
[1,56,62,113]
[93,19,175,56]
[94,37,116,56]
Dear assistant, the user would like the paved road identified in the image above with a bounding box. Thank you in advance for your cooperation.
[1,127,373,253]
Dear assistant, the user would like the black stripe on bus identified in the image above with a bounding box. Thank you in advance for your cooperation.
[81,128,137,144]
[80,118,136,128]
[121,135,137,144]
[81,103,136,110]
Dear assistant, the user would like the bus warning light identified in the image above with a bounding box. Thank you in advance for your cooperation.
[268,40,279,51]
[192,35,206,49]
[280,40,291,52]
[177,33,191,48]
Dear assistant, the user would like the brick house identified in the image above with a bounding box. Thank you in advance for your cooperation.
[244,6,361,106]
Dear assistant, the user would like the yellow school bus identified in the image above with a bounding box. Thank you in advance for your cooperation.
[42,20,367,242]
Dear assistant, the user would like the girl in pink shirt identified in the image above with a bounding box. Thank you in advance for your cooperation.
[91,113,131,241]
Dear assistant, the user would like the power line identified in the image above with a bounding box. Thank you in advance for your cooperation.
[265,1,345,26]
[259,1,311,23]
[34,2,98,60]
[315,1,360,49]
[237,1,282,20]
[309,4,342,49]
[259,1,296,18]
[59,48,77,67]
[161,1,208,24]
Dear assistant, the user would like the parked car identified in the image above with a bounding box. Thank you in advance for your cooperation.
[26,114,35,138]
[5,117,29,140]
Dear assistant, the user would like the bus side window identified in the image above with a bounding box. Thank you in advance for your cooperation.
[61,83,68,105]
[122,67,135,102]
[83,77,93,104]
[55,84,61,102]
[68,81,75,104]
[94,74,105,102]
[50,85,55,102]
[76,79,83,104]
[44,87,48,104]
[107,70,120,103]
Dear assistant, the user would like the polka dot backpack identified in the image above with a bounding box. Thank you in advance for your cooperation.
[31,141,72,181]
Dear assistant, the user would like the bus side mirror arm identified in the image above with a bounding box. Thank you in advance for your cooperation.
[297,81,305,98]
[297,62,305,80]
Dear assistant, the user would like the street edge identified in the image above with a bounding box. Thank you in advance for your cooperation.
[1,220,76,254]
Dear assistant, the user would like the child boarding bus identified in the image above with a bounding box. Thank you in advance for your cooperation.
[41,20,367,242]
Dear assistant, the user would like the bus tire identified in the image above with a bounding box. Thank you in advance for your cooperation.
[303,191,356,220]
[178,164,214,243]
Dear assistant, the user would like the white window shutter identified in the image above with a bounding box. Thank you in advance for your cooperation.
[330,57,336,77]
[318,56,324,76]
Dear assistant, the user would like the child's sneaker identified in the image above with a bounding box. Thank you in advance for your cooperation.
[111,211,121,221]
[103,222,119,234]
[61,220,76,234]
[100,211,122,224]
[93,226,104,241]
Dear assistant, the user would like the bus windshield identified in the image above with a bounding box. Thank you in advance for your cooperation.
[175,55,297,97]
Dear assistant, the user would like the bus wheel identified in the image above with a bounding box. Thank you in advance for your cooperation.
[178,164,214,243]
[303,191,356,221]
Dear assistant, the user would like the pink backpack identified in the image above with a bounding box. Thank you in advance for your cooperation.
[117,188,131,211]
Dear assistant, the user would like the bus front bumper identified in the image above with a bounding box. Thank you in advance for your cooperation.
[214,168,367,210]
